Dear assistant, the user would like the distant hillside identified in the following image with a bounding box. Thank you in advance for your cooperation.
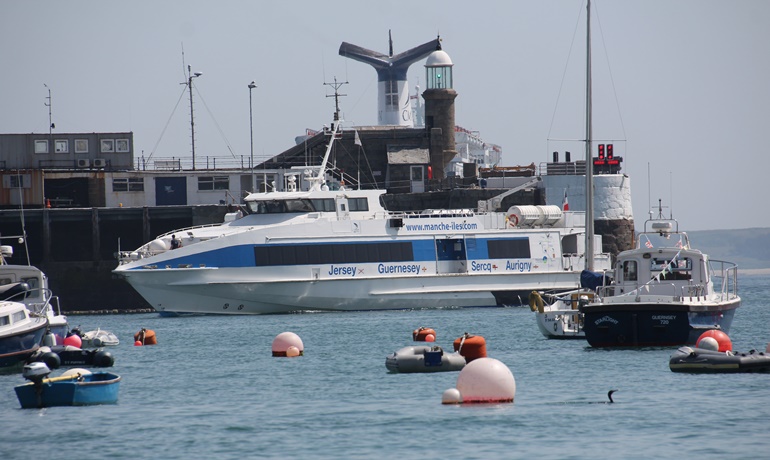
[680,228,770,270]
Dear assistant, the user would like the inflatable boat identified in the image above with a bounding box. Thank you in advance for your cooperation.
[385,346,466,373]
[27,345,115,369]
[669,346,770,373]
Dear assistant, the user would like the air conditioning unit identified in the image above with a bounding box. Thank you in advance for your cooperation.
[76,159,90,168]
[93,158,106,168]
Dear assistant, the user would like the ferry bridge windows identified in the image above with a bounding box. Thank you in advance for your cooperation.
[487,238,531,259]
[254,241,414,267]
[311,199,335,212]
[348,198,369,212]
[284,200,314,213]
[198,176,229,191]
[249,198,370,214]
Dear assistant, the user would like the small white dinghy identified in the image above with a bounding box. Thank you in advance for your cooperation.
[75,327,119,348]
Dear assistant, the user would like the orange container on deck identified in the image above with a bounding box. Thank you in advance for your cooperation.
[453,333,487,363]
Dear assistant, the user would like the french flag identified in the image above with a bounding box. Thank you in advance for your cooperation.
[562,190,569,211]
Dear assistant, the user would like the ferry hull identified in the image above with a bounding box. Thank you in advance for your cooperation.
[121,268,582,315]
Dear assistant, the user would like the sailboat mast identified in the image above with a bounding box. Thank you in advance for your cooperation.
[585,0,595,271]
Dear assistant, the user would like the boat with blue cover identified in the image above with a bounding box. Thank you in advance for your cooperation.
[14,362,121,408]
[385,345,466,373]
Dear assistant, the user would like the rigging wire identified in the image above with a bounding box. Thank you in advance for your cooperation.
[593,1,628,141]
[146,85,188,164]
[547,0,585,142]
[194,86,238,159]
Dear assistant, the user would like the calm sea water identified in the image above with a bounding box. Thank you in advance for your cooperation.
[1,274,769,459]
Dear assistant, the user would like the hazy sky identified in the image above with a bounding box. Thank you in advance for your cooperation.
[3,1,768,231]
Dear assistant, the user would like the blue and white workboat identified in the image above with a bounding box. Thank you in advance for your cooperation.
[580,205,741,347]
[114,116,610,315]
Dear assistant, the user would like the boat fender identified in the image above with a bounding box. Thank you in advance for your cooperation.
[528,291,544,313]
[93,350,115,368]
[40,352,62,370]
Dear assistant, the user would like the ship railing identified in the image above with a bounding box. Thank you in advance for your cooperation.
[709,259,739,301]
[596,282,709,302]
[4,287,57,317]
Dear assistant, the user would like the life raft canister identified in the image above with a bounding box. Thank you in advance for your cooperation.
[413,327,436,342]
[134,328,157,345]
[453,333,487,363]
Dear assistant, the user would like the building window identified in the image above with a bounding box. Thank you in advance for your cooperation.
[6,174,29,188]
[55,139,69,153]
[198,176,229,191]
[75,139,89,153]
[113,177,144,192]
[101,139,115,153]
[116,139,129,152]
[34,140,48,154]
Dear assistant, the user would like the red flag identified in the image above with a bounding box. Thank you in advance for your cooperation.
[562,190,569,211]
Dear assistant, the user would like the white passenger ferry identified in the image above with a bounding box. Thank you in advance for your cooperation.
[113,117,610,315]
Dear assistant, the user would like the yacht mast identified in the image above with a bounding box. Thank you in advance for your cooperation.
[585,0,595,271]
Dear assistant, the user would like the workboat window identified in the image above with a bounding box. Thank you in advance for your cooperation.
[0,315,8,326]
[12,310,25,322]
[487,238,531,259]
[254,241,414,266]
[20,277,40,298]
[622,260,638,281]
[651,257,692,281]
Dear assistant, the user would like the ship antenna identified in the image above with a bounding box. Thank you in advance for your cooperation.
[324,76,347,124]
[308,77,348,191]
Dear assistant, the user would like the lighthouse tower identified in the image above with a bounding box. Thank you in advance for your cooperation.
[422,40,457,181]
[339,32,439,126]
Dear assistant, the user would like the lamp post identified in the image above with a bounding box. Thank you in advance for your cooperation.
[248,81,257,191]
[187,65,202,170]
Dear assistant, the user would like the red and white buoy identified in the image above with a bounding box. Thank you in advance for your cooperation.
[272,332,304,357]
[696,330,732,352]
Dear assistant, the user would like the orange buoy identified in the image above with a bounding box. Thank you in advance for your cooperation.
[413,327,437,342]
[453,333,487,363]
[134,328,157,345]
